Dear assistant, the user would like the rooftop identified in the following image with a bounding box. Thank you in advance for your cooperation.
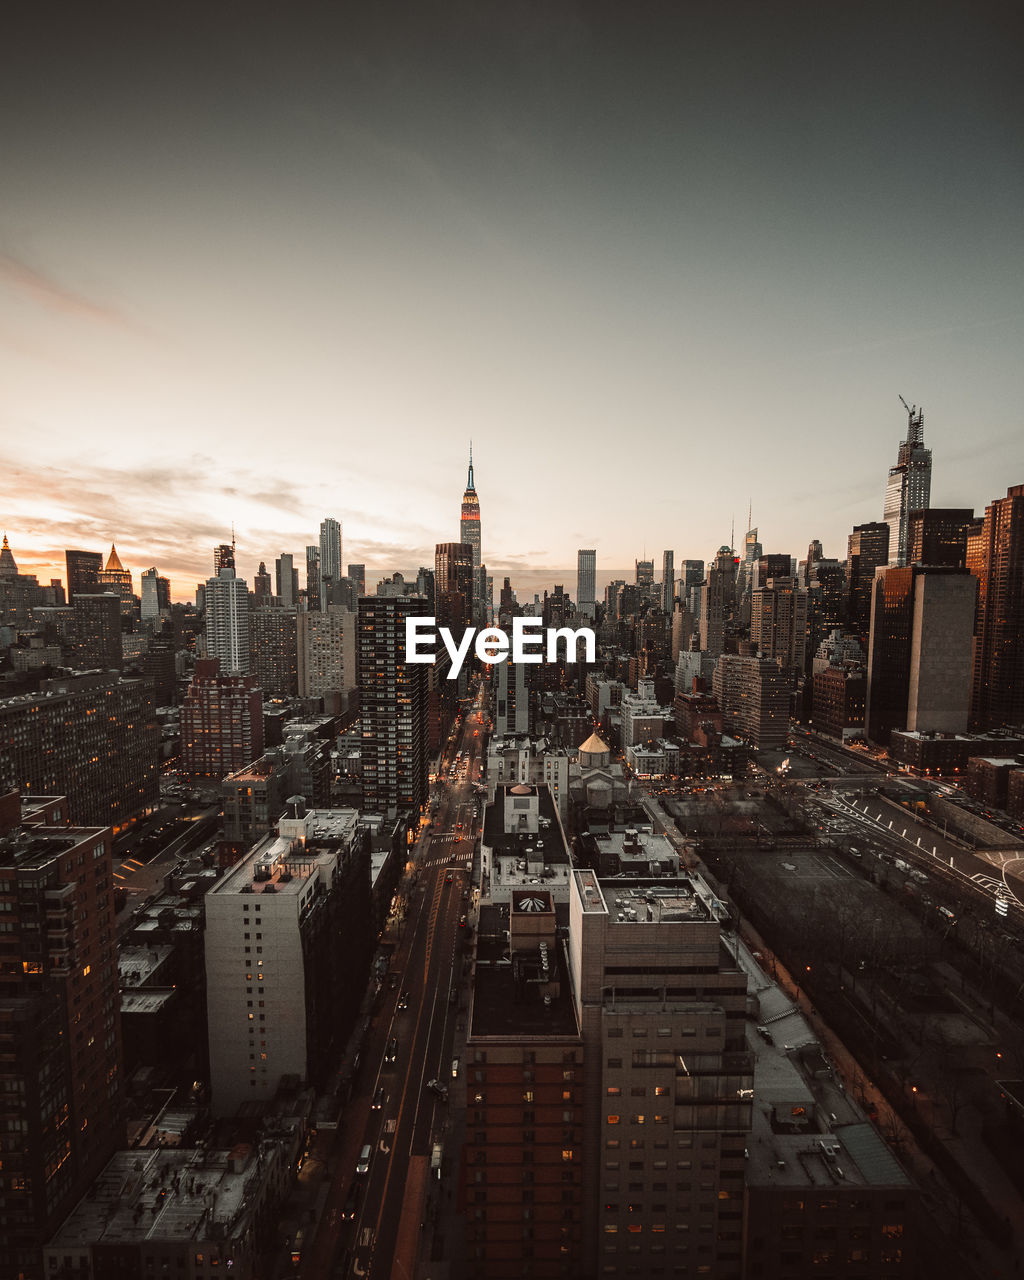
[119,945,174,988]
[46,1146,273,1247]
[211,809,359,898]
[575,869,727,924]
[469,908,580,1041]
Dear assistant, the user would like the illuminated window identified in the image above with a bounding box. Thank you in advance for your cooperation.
[607,1115,620,1125]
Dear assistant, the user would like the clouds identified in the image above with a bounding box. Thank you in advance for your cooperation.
[0,252,134,330]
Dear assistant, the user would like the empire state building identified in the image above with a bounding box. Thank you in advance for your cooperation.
[460,446,484,622]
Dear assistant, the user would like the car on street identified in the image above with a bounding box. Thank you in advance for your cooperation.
[371,1084,385,1109]
[343,1183,362,1219]
[426,1078,448,1099]
[385,1037,398,1064]
[398,990,409,1010]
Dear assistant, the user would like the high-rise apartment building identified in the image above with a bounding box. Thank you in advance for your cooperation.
[0,793,125,1280]
[576,549,597,619]
[661,549,674,613]
[64,549,103,603]
[751,577,809,671]
[204,566,250,675]
[70,592,123,670]
[319,516,342,609]
[180,659,264,779]
[357,596,429,817]
[435,542,475,631]
[846,522,890,630]
[249,607,298,697]
[713,654,791,749]
[969,484,1024,730]
[568,866,751,1279]
[865,565,977,744]
[0,673,158,826]
[204,805,372,1114]
[883,402,932,567]
[297,605,356,702]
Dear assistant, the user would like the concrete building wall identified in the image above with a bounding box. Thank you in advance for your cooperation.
[907,572,977,733]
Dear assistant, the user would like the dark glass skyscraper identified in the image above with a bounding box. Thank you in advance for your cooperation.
[64,548,102,603]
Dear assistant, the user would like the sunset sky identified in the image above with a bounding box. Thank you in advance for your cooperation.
[2,2,1022,601]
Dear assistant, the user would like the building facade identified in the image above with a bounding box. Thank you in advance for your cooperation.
[0,674,158,827]
[969,484,1024,731]
[0,794,124,1280]
[882,404,932,568]
[204,567,250,675]
[180,660,264,780]
[357,596,430,817]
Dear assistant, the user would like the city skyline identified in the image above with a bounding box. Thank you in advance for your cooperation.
[2,3,1022,598]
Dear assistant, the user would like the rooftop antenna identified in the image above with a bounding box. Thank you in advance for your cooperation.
[730,512,735,554]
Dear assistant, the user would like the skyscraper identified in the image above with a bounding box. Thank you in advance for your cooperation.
[205,566,250,675]
[319,516,342,608]
[905,507,974,568]
[751,576,809,670]
[576,548,596,618]
[865,565,976,744]
[661,548,674,612]
[305,545,320,612]
[846,521,890,630]
[0,674,159,826]
[204,806,371,1116]
[253,560,273,605]
[435,541,475,631]
[180,659,264,779]
[275,552,298,608]
[140,567,170,622]
[96,543,134,616]
[70,592,123,670]
[460,445,482,618]
[357,596,429,817]
[250,607,298,696]
[969,484,1024,730]
[214,542,235,575]
[0,794,125,1277]
[64,548,102,602]
[883,400,932,566]
[347,563,366,595]
[297,605,356,702]
[699,547,736,656]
